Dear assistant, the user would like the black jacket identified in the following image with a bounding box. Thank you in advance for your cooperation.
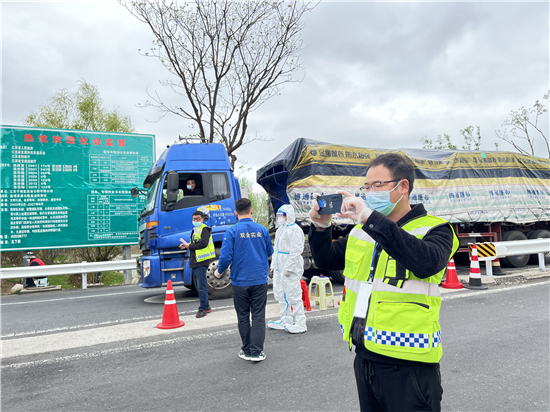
[309,204,455,365]
[188,225,213,268]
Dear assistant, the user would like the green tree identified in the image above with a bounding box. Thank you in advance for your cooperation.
[24,80,135,133]
[239,177,268,228]
[122,0,316,167]
[495,91,550,158]
[421,126,488,150]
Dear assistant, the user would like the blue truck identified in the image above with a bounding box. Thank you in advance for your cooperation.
[132,141,242,298]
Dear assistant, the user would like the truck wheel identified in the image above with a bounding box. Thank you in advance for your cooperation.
[527,230,550,265]
[500,231,529,268]
[327,269,345,284]
[206,260,233,299]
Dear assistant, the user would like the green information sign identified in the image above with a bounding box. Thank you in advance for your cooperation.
[0,125,155,251]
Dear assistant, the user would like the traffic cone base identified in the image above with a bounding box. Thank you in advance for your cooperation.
[157,280,186,329]
[491,258,506,276]
[441,258,462,289]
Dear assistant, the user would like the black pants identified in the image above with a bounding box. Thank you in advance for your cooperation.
[232,283,268,356]
[354,356,443,412]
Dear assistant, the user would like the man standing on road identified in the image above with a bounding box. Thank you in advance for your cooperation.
[308,153,459,412]
[179,210,215,318]
[215,198,274,362]
[268,204,307,334]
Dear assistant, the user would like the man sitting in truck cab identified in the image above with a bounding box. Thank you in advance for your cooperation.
[184,178,203,197]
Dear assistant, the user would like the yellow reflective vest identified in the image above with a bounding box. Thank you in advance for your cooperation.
[193,224,216,263]
[338,214,459,363]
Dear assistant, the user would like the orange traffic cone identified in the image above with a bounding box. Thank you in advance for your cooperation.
[157,280,186,329]
[464,244,488,290]
[441,258,463,289]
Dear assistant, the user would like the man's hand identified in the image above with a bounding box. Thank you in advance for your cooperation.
[268,268,274,279]
[179,238,189,249]
[336,191,372,224]
[308,193,332,230]
[214,269,222,279]
[284,270,291,277]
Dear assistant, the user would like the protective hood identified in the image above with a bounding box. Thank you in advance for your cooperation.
[278,204,296,225]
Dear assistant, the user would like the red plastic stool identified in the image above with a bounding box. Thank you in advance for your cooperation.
[300,280,312,311]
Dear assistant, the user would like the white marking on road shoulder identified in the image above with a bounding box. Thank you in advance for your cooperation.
[442,280,549,300]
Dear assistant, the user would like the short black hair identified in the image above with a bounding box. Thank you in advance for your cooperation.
[366,153,415,194]
[192,211,204,217]
[235,198,252,215]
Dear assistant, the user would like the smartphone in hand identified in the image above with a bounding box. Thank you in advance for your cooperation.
[317,194,343,215]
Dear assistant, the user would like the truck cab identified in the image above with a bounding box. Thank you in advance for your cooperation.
[134,142,240,298]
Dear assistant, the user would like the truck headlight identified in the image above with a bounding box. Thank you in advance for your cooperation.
[143,260,151,278]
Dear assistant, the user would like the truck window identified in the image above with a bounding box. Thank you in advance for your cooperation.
[210,173,230,201]
[161,173,207,211]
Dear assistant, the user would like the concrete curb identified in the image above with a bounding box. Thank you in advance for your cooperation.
[19,285,62,294]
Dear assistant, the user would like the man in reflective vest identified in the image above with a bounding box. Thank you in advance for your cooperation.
[308,153,459,412]
[179,210,216,318]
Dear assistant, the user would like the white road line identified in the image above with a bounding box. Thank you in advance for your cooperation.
[0,289,157,306]
[1,313,338,370]
[0,301,339,359]
[442,280,548,300]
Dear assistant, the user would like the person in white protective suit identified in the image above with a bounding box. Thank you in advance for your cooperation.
[267,204,307,334]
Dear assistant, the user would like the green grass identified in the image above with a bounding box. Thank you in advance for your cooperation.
[47,271,125,289]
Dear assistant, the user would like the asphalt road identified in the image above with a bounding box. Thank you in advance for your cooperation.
[1,277,549,412]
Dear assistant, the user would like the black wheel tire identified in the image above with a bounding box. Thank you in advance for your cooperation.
[303,268,321,280]
[527,230,550,265]
[327,269,345,284]
[500,231,529,268]
[206,259,233,299]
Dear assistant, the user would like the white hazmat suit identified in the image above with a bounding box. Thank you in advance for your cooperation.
[268,204,307,334]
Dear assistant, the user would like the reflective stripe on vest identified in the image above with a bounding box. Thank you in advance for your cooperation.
[193,224,216,262]
[338,215,459,363]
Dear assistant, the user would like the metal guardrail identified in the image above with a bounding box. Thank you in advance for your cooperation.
[0,260,137,289]
[472,238,550,276]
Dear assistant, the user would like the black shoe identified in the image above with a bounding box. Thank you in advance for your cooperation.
[196,310,207,318]
[206,305,212,313]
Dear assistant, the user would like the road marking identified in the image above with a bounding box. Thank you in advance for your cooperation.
[1,313,338,370]
[442,279,548,300]
[0,288,279,306]
[0,289,157,306]
[1,300,278,339]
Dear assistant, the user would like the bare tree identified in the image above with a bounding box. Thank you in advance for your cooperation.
[495,91,550,158]
[122,0,315,166]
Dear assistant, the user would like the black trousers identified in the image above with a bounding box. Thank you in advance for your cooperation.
[232,283,268,356]
[354,355,443,412]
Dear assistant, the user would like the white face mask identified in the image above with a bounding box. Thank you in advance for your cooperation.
[277,217,287,227]
[187,185,193,191]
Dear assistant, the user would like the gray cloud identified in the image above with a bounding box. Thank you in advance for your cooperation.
[2,1,548,186]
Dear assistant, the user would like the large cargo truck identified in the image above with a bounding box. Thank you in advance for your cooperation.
[133,141,242,298]
[257,138,550,283]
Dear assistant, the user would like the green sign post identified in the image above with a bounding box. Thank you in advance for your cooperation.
[0,125,155,251]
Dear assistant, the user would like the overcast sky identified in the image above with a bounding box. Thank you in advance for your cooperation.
[2,0,549,187]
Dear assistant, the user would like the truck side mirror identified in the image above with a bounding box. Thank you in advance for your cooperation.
[165,172,179,210]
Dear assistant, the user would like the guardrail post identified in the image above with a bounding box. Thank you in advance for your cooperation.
[485,260,493,277]
[538,253,547,272]
[123,245,132,285]
[82,261,87,289]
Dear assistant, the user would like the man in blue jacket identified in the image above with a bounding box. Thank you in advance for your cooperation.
[215,198,274,362]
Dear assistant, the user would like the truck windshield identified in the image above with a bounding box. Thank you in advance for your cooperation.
[144,178,160,214]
